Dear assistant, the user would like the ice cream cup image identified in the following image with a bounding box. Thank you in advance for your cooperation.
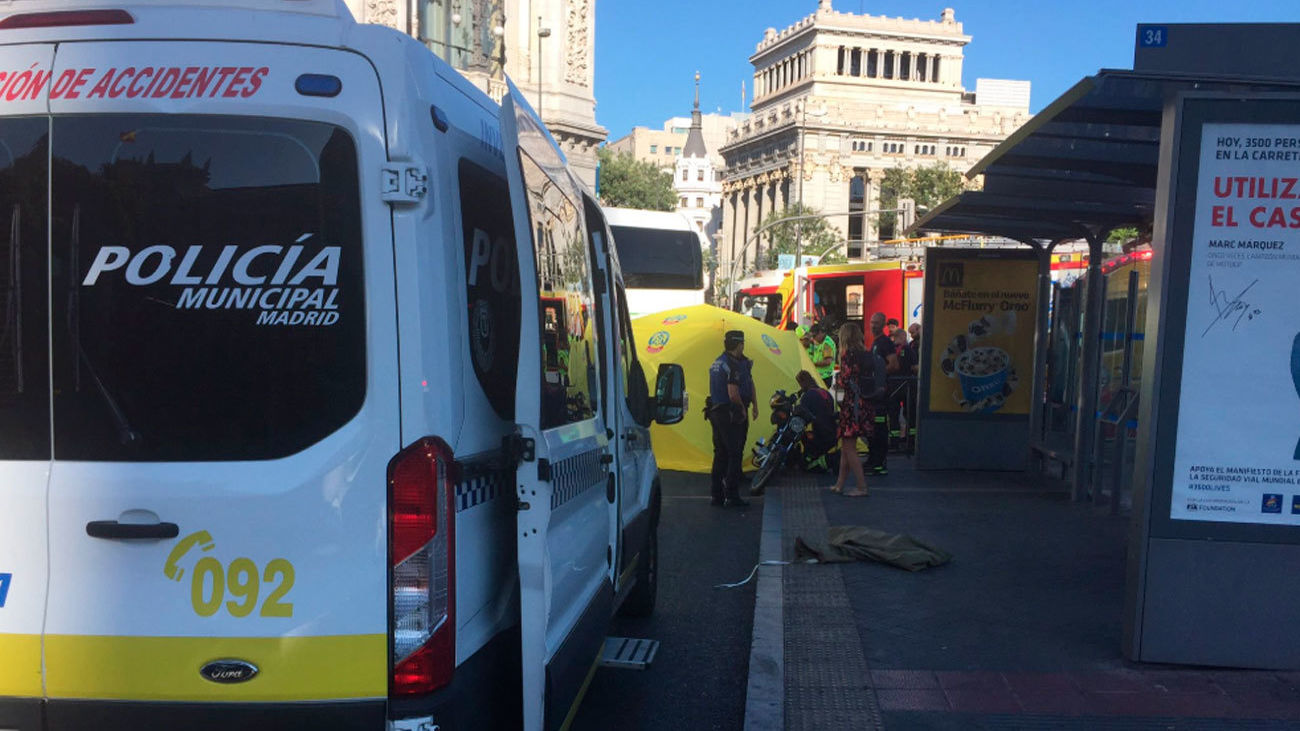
[955,346,1010,412]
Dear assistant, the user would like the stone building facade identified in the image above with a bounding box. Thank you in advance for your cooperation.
[343,0,606,187]
[718,0,1030,278]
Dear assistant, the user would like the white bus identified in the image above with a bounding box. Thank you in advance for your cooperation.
[603,207,706,317]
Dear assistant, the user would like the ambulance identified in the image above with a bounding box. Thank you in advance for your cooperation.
[0,2,686,729]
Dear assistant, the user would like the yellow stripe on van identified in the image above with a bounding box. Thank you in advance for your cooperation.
[0,633,42,697]
[44,634,387,701]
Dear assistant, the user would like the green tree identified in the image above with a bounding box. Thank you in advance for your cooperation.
[877,162,966,240]
[757,203,846,271]
[1106,226,1139,244]
[596,148,676,211]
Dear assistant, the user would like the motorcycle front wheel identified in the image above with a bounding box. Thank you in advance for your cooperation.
[751,444,785,494]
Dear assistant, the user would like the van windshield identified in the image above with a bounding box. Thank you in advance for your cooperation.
[0,115,365,461]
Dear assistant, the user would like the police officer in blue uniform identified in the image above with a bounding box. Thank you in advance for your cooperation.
[708,330,757,507]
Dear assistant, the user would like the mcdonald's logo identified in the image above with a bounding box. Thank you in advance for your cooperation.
[938,262,965,287]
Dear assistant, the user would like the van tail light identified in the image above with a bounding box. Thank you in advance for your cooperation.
[388,437,458,697]
[0,10,134,29]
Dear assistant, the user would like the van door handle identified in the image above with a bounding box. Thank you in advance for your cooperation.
[599,453,614,466]
[86,521,180,540]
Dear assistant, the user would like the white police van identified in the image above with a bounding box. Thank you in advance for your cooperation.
[0,2,685,729]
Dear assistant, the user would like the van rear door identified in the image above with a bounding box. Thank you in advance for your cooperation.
[500,82,614,731]
[0,43,56,723]
[38,40,398,720]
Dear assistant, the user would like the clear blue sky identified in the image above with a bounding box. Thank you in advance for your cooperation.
[594,0,1300,142]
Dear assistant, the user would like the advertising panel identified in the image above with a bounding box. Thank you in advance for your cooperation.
[1170,122,1300,526]
[926,252,1038,416]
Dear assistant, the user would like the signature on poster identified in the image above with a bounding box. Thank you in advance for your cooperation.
[1202,274,1261,337]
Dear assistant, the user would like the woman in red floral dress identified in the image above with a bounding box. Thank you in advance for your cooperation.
[831,323,873,497]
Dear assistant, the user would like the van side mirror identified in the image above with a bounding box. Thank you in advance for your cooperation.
[652,363,687,425]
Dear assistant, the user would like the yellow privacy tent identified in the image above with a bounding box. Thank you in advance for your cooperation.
[632,304,823,473]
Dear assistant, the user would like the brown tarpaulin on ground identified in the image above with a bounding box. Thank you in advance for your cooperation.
[794,526,952,572]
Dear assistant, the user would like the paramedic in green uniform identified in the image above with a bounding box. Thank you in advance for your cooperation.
[809,323,838,387]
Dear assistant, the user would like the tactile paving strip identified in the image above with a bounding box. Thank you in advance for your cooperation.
[780,478,884,731]
[883,713,1300,730]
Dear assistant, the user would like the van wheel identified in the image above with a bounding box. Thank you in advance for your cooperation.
[620,521,658,618]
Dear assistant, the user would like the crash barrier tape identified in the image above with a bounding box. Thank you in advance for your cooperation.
[715,560,817,590]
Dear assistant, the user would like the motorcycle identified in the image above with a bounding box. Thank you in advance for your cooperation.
[750,389,817,495]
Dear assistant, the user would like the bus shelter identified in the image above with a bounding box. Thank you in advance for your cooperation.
[908,62,1300,668]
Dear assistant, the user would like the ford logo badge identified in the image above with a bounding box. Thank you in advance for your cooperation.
[200,659,259,684]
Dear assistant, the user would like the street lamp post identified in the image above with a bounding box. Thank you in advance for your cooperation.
[709,230,723,306]
[536,18,550,117]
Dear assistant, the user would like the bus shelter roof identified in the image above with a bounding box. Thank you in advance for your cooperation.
[906,69,1300,243]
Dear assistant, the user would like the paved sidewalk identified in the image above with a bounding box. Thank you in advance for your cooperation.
[747,457,1300,730]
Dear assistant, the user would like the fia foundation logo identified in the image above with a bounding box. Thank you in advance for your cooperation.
[1262,493,1283,514]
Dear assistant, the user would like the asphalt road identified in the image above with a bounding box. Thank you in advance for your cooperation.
[570,471,763,731]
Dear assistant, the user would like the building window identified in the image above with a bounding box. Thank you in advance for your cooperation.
[680,197,687,207]
[715,171,722,181]
[850,48,862,77]
[867,49,878,78]
[696,197,704,208]
[697,170,704,181]
[848,169,866,243]
[883,50,895,80]
[681,170,688,181]
[650,144,657,153]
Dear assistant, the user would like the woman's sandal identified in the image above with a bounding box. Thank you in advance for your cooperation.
[829,485,843,494]
[842,489,869,497]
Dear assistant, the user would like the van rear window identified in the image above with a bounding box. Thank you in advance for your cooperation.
[48,116,365,461]
[609,224,703,290]
[0,118,51,460]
